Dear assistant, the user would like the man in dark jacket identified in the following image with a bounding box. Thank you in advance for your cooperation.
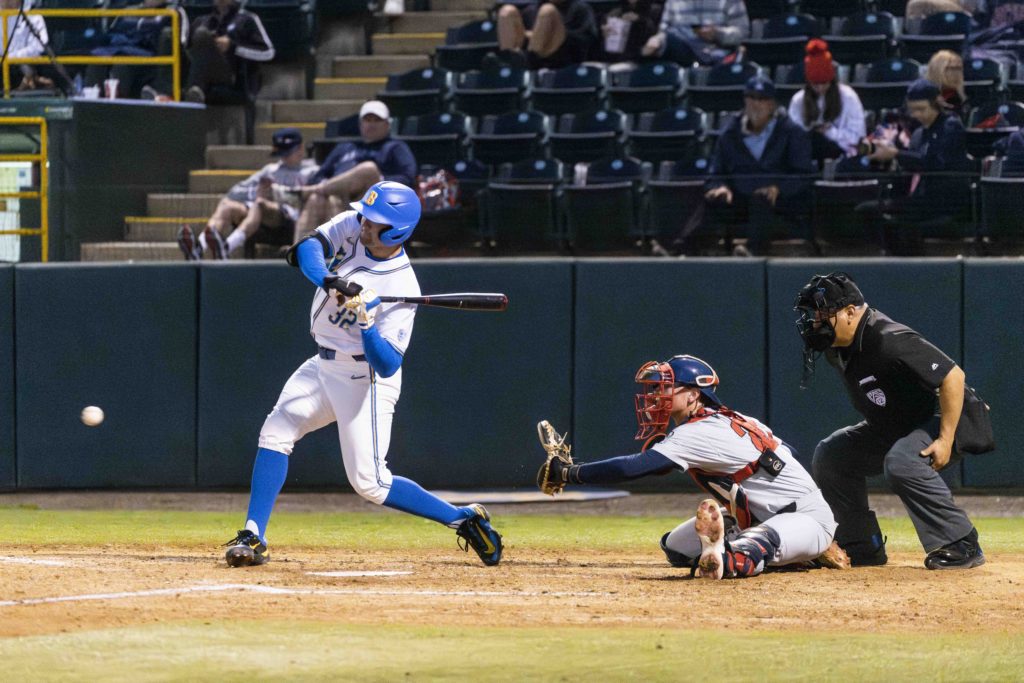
[185,0,274,103]
[693,76,814,256]
[293,100,418,242]
[861,79,972,255]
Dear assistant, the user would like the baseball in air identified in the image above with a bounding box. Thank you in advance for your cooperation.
[80,406,104,427]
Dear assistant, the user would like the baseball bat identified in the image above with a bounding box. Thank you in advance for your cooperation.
[377,293,509,311]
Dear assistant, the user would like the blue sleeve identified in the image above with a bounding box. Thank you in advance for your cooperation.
[573,450,677,485]
[361,326,403,378]
[381,140,418,187]
[296,237,330,287]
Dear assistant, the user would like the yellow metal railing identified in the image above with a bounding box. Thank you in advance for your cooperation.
[1,8,181,101]
[0,116,48,261]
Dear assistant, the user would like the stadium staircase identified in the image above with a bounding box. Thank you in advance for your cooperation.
[80,0,490,262]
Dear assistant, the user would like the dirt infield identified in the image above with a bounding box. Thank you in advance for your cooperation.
[2,493,1023,642]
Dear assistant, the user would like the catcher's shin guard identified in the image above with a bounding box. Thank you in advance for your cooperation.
[224,529,268,567]
[724,524,781,578]
[456,504,503,566]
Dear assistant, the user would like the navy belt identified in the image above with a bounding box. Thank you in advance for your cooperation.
[318,345,366,362]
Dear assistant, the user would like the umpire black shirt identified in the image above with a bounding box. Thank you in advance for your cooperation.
[825,309,956,441]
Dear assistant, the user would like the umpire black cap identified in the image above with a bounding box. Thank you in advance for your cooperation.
[794,272,865,314]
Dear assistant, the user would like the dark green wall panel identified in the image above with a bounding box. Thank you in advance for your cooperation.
[767,259,963,488]
[0,265,13,489]
[15,264,197,487]
[574,259,767,482]
[962,260,1024,486]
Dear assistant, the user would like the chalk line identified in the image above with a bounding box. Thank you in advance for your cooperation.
[307,570,413,577]
[0,556,69,567]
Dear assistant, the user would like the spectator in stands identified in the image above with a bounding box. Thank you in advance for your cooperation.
[858,79,972,254]
[178,128,318,260]
[906,0,972,19]
[184,0,274,103]
[2,0,50,91]
[85,0,187,100]
[597,0,664,63]
[925,50,968,121]
[788,39,866,165]
[973,0,1024,28]
[495,0,598,70]
[994,129,1024,175]
[685,76,813,256]
[641,0,748,65]
[294,100,417,242]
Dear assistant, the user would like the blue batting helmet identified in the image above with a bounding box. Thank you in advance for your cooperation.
[350,181,422,246]
[666,355,721,406]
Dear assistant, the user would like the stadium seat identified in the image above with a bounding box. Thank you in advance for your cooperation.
[246,0,315,62]
[812,179,881,251]
[549,108,627,164]
[378,67,452,119]
[646,157,711,248]
[852,58,922,112]
[800,0,865,20]
[607,62,683,114]
[744,0,796,22]
[899,12,970,64]
[743,14,821,67]
[435,19,499,72]
[37,0,104,54]
[481,157,564,250]
[686,62,761,117]
[628,107,707,163]
[470,110,549,165]
[980,177,1024,241]
[875,0,908,17]
[453,64,528,117]
[397,111,469,169]
[966,102,1024,159]
[450,158,490,206]
[823,11,897,67]
[313,113,361,163]
[531,64,606,116]
[563,156,647,250]
[963,57,1007,106]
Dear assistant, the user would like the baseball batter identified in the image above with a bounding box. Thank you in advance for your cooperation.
[537,355,847,579]
[224,181,503,567]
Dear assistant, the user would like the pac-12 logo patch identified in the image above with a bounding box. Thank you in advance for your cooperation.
[365,190,378,205]
[867,389,887,407]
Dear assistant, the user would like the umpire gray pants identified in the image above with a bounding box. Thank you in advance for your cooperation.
[812,420,974,553]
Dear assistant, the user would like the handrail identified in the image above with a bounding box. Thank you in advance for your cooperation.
[0,8,181,101]
[0,116,48,261]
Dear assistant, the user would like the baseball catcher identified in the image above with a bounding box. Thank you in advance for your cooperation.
[535,354,849,579]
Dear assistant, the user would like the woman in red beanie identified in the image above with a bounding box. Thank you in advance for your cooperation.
[788,39,866,166]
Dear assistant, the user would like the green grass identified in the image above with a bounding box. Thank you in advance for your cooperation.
[1,622,1021,682]
[1,508,1023,553]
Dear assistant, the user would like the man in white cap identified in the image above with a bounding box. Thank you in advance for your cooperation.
[294,100,418,241]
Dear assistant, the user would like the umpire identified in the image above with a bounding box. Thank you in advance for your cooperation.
[794,272,994,570]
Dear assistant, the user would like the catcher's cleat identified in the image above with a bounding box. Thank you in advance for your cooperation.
[177,225,201,261]
[816,541,852,570]
[456,503,503,566]
[204,227,228,260]
[695,498,726,580]
[224,529,268,568]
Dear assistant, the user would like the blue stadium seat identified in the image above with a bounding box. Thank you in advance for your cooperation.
[531,64,606,116]
[482,157,564,250]
[245,0,315,62]
[549,108,627,164]
[470,110,549,165]
[646,156,711,248]
[743,14,821,67]
[313,113,361,163]
[980,177,1024,241]
[686,62,761,116]
[823,11,896,67]
[744,0,796,22]
[397,111,469,169]
[899,12,970,63]
[800,0,865,20]
[967,102,1024,159]
[379,67,452,119]
[852,58,922,111]
[628,107,707,163]
[453,63,528,117]
[36,0,104,54]
[963,57,1008,106]
[564,156,648,250]
[435,19,499,72]
[607,62,683,114]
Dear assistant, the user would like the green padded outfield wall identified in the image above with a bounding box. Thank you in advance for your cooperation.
[15,264,197,487]
[196,259,574,490]
[766,259,964,489]
[962,260,1024,486]
[573,259,767,484]
[0,265,13,489]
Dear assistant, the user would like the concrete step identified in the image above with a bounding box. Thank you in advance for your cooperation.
[332,54,429,78]
[430,0,493,11]
[80,241,183,262]
[147,193,222,217]
[371,32,445,55]
[272,99,363,123]
[189,169,256,194]
[381,11,482,33]
[313,77,384,101]
[124,218,206,242]
[256,122,325,146]
[205,145,275,170]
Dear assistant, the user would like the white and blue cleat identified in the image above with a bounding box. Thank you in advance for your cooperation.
[456,503,503,566]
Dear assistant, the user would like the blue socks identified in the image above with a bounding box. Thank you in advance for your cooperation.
[244,447,289,542]
[383,476,473,527]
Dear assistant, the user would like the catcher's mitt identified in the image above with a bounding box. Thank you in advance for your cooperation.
[536,420,574,495]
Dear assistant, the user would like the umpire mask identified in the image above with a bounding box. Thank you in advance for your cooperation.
[793,272,864,386]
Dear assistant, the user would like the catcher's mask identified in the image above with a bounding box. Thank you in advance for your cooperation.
[793,272,865,386]
[634,355,720,440]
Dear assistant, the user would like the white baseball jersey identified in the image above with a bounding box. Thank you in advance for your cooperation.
[650,410,821,519]
[309,210,420,356]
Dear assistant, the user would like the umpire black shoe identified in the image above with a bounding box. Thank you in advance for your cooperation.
[924,528,985,570]
[224,529,268,567]
[456,504,503,566]
[842,536,888,567]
